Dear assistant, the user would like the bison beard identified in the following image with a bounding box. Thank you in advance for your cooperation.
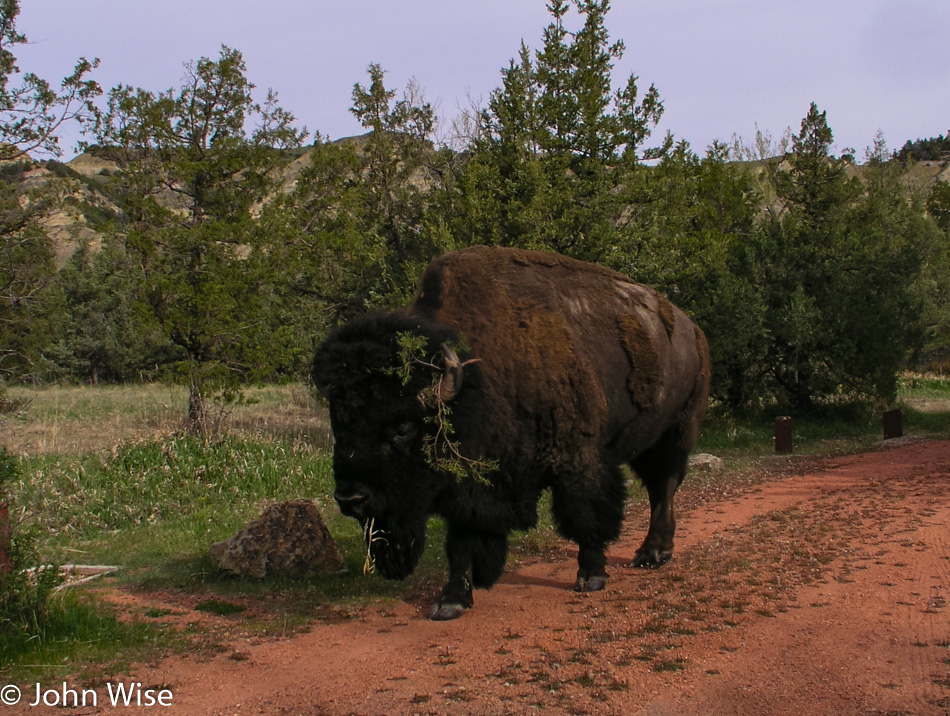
[313,247,711,621]
[364,516,427,581]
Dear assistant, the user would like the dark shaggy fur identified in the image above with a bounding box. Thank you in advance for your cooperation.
[312,246,711,620]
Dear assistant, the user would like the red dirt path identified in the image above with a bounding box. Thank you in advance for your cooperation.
[26,439,950,715]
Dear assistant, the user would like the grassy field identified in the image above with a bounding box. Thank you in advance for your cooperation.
[1,383,409,591]
[2,377,950,681]
[2,383,333,456]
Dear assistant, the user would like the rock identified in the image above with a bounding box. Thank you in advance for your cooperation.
[210,499,347,579]
[878,435,923,448]
[689,453,724,471]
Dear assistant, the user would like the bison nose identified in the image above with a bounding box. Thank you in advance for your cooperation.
[334,489,370,518]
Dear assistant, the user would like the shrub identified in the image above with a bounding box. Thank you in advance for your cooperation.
[0,448,64,641]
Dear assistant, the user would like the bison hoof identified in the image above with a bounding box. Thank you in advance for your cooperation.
[631,549,673,569]
[573,574,608,593]
[429,600,468,621]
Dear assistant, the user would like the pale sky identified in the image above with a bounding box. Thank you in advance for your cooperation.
[17,0,950,161]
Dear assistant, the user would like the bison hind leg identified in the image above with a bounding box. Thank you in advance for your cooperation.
[629,433,690,568]
[631,545,674,569]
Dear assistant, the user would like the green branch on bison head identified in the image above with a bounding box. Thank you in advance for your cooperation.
[384,332,432,386]
[423,403,498,486]
[386,332,498,486]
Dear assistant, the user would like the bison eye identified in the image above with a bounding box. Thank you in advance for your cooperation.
[390,421,419,453]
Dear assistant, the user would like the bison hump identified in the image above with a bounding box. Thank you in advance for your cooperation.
[617,311,662,411]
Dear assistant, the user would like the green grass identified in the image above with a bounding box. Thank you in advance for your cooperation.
[2,427,456,680]
[10,431,454,602]
[898,373,950,400]
[21,437,333,543]
[0,590,166,683]
[0,385,447,681]
[696,403,888,456]
[696,376,950,458]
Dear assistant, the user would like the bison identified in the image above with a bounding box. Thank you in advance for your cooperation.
[312,246,710,620]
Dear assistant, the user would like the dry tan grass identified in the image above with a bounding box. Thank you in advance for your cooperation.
[900,397,950,414]
[0,383,331,457]
[222,385,332,450]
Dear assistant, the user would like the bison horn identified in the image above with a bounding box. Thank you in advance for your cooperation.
[435,343,464,403]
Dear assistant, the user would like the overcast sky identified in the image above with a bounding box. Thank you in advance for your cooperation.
[17,0,950,161]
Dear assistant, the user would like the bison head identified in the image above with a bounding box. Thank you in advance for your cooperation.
[311,313,473,580]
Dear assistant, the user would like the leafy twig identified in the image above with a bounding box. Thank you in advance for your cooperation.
[387,332,498,485]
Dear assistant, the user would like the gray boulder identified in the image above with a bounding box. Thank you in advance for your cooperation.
[688,453,724,471]
[210,499,347,579]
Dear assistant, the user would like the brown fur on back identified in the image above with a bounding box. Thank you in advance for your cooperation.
[411,246,710,468]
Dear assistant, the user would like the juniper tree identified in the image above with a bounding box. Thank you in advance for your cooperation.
[756,104,923,406]
[95,46,307,432]
[451,0,668,263]
[349,64,453,300]
[0,0,100,381]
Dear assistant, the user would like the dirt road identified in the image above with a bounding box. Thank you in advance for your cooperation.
[25,439,950,715]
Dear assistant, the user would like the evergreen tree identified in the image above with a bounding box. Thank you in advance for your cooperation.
[756,104,922,406]
[95,46,306,432]
[49,237,171,383]
[256,136,367,355]
[644,141,768,407]
[0,0,100,381]
[0,0,100,161]
[913,180,950,367]
[452,0,667,262]
[0,178,64,380]
[349,64,452,300]
[895,133,950,163]
[927,180,950,234]
[262,64,454,356]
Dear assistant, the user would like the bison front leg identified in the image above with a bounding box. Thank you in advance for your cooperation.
[573,543,610,592]
[550,466,626,593]
[430,527,508,621]
[430,568,474,621]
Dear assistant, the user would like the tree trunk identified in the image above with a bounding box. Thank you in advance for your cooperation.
[187,378,208,436]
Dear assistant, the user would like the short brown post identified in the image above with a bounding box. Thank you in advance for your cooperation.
[775,416,793,454]
[883,409,903,440]
[0,502,11,577]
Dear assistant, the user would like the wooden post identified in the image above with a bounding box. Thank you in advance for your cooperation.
[775,416,793,454]
[883,409,903,440]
